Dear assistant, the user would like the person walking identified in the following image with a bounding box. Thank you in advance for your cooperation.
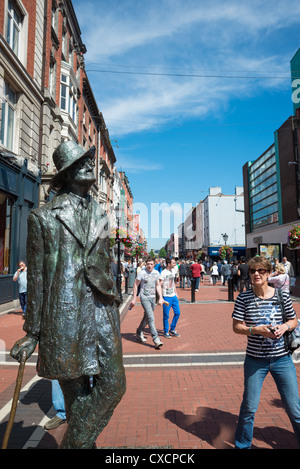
[160,258,181,338]
[238,256,250,292]
[44,380,67,430]
[130,257,164,349]
[221,260,231,286]
[282,256,294,279]
[210,262,219,285]
[186,261,192,287]
[13,260,27,319]
[190,260,202,291]
[232,256,300,449]
[200,261,205,283]
[231,260,239,292]
[179,260,187,288]
[268,263,290,293]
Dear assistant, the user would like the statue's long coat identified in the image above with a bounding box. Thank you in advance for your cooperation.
[23,193,123,381]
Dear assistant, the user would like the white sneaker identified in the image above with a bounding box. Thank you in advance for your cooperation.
[136,331,147,343]
[154,338,163,349]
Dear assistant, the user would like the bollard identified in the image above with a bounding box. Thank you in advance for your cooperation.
[228,277,234,301]
[191,278,195,303]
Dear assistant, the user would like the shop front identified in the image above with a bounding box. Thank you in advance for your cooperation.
[0,153,40,307]
[207,246,246,260]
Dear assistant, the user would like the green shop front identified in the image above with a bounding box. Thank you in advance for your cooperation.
[0,153,40,307]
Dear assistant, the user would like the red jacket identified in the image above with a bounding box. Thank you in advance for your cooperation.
[190,263,202,278]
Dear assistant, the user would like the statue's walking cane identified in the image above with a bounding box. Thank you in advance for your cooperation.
[1,350,27,449]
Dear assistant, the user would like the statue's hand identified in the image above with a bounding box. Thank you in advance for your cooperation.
[10,336,38,362]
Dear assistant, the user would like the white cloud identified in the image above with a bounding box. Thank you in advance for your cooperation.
[116,156,163,173]
[73,0,299,137]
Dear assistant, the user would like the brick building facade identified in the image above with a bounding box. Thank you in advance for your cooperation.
[0,0,135,308]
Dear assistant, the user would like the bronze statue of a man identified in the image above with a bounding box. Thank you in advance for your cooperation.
[11,141,126,449]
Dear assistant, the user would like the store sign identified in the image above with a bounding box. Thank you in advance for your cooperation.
[259,243,281,260]
[291,49,300,113]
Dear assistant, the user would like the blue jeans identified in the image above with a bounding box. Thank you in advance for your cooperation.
[19,292,27,314]
[235,354,300,448]
[52,379,66,420]
[163,296,180,334]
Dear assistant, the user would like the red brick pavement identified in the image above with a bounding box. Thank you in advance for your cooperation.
[1,278,300,450]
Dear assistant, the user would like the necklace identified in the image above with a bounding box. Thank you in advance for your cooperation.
[253,287,274,307]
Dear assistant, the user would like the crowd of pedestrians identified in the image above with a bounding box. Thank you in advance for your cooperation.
[127,253,300,449]
[12,252,300,448]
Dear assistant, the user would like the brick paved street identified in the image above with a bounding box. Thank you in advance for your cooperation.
[1,277,300,450]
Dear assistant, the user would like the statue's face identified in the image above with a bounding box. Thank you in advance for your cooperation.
[64,155,96,193]
[72,155,96,182]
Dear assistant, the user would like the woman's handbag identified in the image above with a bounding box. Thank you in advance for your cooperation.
[277,289,300,353]
[290,277,296,287]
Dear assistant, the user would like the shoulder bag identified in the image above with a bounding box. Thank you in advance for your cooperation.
[277,288,300,353]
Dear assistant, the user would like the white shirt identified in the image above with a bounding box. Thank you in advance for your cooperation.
[160,269,176,297]
[137,269,159,298]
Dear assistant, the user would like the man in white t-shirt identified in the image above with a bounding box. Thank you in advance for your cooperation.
[13,260,27,318]
[130,258,164,349]
[159,258,181,338]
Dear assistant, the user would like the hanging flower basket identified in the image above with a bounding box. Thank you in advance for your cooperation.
[219,245,233,260]
[131,242,148,258]
[287,224,300,249]
[110,227,133,249]
[197,250,205,260]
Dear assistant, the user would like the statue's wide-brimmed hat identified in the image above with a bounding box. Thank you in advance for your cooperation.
[51,141,96,186]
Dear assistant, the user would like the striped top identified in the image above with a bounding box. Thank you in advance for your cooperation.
[232,289,296,358]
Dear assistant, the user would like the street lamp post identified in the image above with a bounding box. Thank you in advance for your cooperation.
[221,232,234,301]
[115,204,123,302]
[222,233,228,245]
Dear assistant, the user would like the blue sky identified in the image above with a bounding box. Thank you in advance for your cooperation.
[72,0,300,250]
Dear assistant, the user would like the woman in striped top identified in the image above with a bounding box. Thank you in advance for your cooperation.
[232,256,300,449]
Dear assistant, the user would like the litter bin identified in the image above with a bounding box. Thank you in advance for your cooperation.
[128,267,136,288]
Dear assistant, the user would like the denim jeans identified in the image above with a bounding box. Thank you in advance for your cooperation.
[235,354,300,449]
[211,275,218,285]
[180,275,186,288]
[19,292,27,314]
[162,296,181,334]
[52,379,66,420]
[137,297,159,341]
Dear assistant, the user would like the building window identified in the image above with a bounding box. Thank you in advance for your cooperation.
[62,29,68,61]
[51,4,57,31]
[0,81,17,151]
[49,58,56,97]
[6,0,22,56]
[60,73,67,110]
[0,193,13,275]
[248,145,278,230]
[60,72,77,124]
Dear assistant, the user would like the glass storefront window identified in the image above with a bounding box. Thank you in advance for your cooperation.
[0,193,13,275]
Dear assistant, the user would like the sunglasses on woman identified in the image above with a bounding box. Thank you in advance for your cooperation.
[249,268,268,275]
